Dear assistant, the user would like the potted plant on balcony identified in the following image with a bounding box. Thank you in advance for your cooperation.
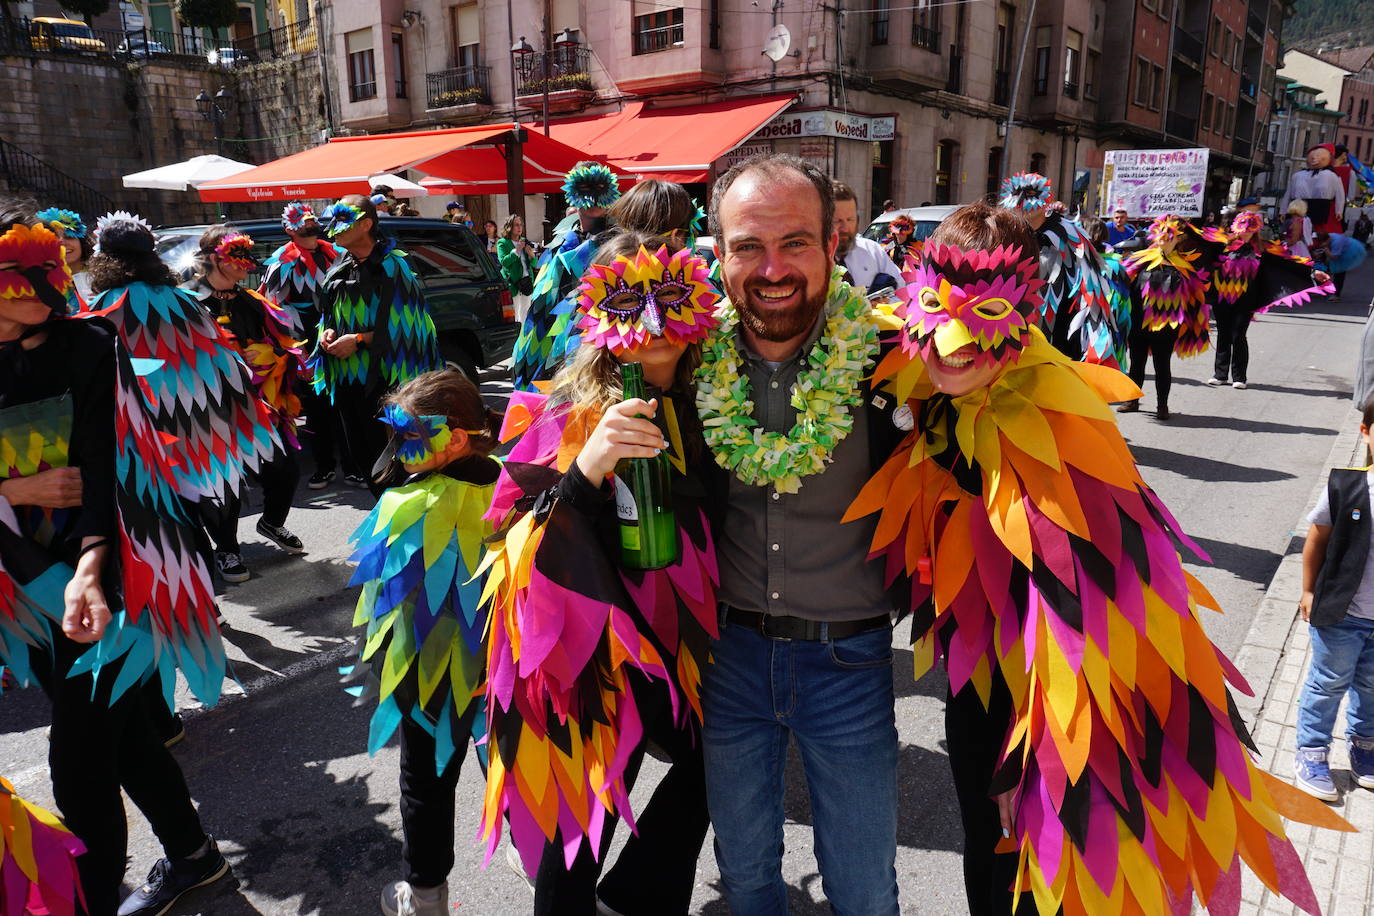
[430,85,490,109]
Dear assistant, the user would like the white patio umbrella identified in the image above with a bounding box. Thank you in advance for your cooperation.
[122,155,256,191]
[369,173,430,198]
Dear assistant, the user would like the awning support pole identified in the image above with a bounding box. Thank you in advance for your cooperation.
[502,127,529,223]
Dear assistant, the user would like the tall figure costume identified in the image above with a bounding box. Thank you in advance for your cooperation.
[311,203,441,493]
[0,221,231,914]
[1281,143,1346,236]
[479,245,720,914]
[1118,215,1220,418]
[998,173,1124,369]
[1197,212,1332,388]
[344,399,499,911]
[184,233,307,570]
[1,775,85,916]
[844,233,1350,915]
[509,163,621,390]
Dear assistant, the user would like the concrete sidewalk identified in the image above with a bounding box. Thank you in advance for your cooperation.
[1235,333,1373,915]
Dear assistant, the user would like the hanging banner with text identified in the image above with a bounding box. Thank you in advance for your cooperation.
[1101,148,1210,217]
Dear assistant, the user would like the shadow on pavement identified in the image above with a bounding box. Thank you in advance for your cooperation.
[0,686,50,735]
[1188,535,1285,588]
[1157,413,1339,436]
[1127,444,1298,483]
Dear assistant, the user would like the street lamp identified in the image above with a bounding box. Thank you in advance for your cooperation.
[195,86,234,155]
[510,34,552,137]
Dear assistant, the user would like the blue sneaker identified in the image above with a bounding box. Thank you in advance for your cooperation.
[1350,737,1374,790]
[1295,746,1339,800]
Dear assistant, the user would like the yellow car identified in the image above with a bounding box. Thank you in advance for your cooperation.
[29,17,106,53]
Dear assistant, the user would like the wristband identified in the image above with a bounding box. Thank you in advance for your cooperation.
[78,538,111,557]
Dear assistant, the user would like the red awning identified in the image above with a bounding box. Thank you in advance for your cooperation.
[548,94,798,183]
[196,124,625,202]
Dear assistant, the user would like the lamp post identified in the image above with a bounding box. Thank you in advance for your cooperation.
[195,86,234,155]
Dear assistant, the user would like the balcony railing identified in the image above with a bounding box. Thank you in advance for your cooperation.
[0,14,316,64]
[994,69,1011,106]
[426,65,492,109]
[1247,9,1265,38]
[1173,27,1203,67]
[1166,111,1197,140]
[515,46,594,96]
[1063,80,1079,99]
[946,50,963,93]
[913,24,939,52]
[633,19,684,55]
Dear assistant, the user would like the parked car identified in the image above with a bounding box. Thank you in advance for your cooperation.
[29,17,106,53]
[117,34,170,57]
[208,47,251,67]
[862,204,961,243]
[154,217,518,380]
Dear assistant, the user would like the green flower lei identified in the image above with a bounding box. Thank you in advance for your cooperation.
[696,273,882,494]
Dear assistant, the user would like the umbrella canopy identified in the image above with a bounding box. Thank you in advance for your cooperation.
[122,155,256,191]
[369,173,428,198]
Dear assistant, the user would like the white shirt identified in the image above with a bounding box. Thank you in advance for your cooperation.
[842,235,903,291]
[1281,168,1346,219]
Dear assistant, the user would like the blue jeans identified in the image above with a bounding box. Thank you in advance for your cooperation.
[1296,615,1374,749]
[702,622,900,916]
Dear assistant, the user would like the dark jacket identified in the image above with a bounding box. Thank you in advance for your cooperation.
[1311,468,1372,627]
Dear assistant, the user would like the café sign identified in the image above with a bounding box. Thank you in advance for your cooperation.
[756,109,897,143]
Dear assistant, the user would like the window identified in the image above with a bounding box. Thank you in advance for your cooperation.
[1233,34,1242,68]
[1201,92,1213,131]
[871,0,890,44]
[1029,151,1047,175]
[1085,49,1099,99]
[1033,26,1051,96]
[935,140,959,204]
[399,229,487,282]
[1151,63,1164,109]
[1210,17,1221,56]
[986,146,1004,195]
[709,0,720,48]
[914,0,940,51]
[1064,28,1081,98]
[995,3,1015,104]
[346,28,376,101]
[1134,56,1150,106]
[633,6,684,55]
[1142,0,1154,10]
[391,32,406,99]
[451,3,479,69]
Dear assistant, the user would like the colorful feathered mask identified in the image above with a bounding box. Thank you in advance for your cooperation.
[0,223,72,315]
[896,242,1045,367]
[36,207,86,240]
[1229,210,1263,238]
[889,215,915,234]
[576,245,720,354]
[281,203,318,232]
[998,172,1054,213]
[213,234,259,270]
[562,162,621,210]
[1147,214,1186,245]
[322,202,366,239]
[380,404,454,466]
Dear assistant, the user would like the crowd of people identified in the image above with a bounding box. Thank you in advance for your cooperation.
[0,151,1361,916]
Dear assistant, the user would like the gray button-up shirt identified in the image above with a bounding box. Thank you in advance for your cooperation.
[715,309,893,622]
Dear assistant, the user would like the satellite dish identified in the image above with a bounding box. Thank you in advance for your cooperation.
[762,24,791,61]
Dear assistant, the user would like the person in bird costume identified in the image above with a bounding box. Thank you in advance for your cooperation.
[509,161,623,390]
[182,226,307,582]
[882,213,922,273]
[341,368,502,916]
[844,201,1352,916]
[1,775,86,916]
[0,203,232,916]
[479,232,721,915]
[1196,210,1332,389]
[998,172,1123,369]
[34,207,91,308]
[311,195,441,497]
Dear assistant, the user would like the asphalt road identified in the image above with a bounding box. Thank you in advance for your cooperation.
[2,271,1370,915]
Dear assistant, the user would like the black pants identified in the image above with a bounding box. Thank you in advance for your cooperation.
[301,387,355,476]
[334,384,390,497]
[397,702,482,888]
[38,638,206,916]
[1126,325,1179,407]
[1335,271,1348,295]
[533,678,709,916]
[946,676,1038,916]
[1211,302,1255,384]
[203,450,300,554]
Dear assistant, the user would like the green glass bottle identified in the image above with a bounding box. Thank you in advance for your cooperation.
[614,362,681,570]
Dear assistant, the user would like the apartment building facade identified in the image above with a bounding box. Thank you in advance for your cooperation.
[1261,76,1342,200]
[1281,47,1374,170]
[317,0,1291,227]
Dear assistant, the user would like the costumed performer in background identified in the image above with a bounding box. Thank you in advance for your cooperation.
[35,207,91,308]
[0,206,231,916]
[259,203,355,490]
[183,226,307,583]
[1199,210,1332,389]
[881,212,922,274]
[480,233,720,915]
[845,201,1351,916]
[312,195,441,497]
[1312,228,1365,302]
[343,369,502,916]
[997,172,1124,369]
[1281,143,1346,237]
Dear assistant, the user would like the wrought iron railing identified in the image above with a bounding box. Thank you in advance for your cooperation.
[0,136,114,216]
[1,15,316,64]
[515,46,594,96]
[633,18,684,55]
[912,24,939,52]
[426,65,492,109]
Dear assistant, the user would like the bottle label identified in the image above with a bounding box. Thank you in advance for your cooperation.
[613,475,638,522]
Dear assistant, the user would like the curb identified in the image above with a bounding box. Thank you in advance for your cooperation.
[1232,414,1365,726]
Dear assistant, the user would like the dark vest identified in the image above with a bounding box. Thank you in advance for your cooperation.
[1311,468,1372,627]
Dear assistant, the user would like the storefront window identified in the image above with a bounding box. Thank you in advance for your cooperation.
[935,139,958,205]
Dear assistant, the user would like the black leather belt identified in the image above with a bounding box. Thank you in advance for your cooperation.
[723,605,891,641]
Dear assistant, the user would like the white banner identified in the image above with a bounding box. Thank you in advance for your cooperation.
[755,109,897,143]
[1102,148,1210,217]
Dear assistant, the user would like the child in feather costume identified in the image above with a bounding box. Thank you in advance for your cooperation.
[343,369,502,916]
[844,202,1351,916]
[479,232,720,914]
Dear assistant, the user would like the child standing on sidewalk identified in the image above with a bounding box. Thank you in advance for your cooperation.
[1295,403,1374,799]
